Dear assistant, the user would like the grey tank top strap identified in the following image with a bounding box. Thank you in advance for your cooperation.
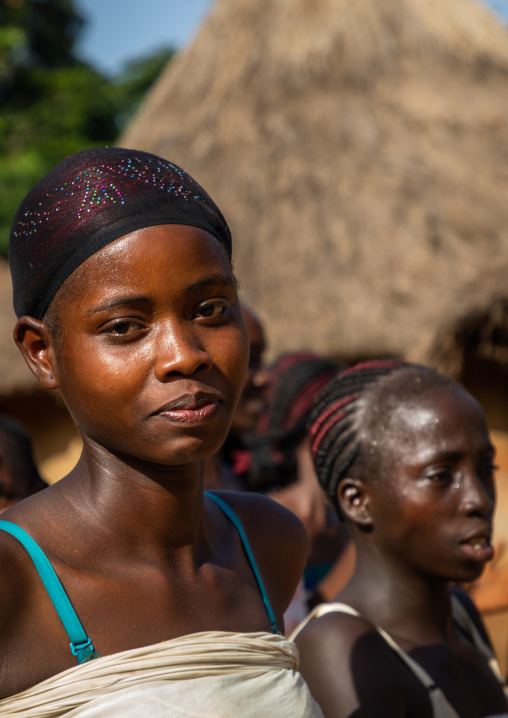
[290,602,461,718]
[450,593,505,685]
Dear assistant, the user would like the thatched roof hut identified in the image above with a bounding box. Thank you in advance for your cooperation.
[0,260,35,395]
[121,0,508,382]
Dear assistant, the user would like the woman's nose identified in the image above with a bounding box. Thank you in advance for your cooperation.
[251,367,270,390]
[462,473,495,518]
[153,322,213,379]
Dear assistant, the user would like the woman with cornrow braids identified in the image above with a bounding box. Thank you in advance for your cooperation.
[247,352,339,495]
[244,352,353,633]
[292,360,508,718]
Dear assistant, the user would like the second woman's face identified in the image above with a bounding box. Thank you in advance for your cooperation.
[366,384,496,583]
[48,225,249,465]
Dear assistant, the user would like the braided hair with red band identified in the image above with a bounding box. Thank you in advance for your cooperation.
[246,352,339,492]
[309,359,457,514]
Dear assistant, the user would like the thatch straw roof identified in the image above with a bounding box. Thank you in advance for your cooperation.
[411,264,508,375]
[120,0,508,373]
[0,260,38,395]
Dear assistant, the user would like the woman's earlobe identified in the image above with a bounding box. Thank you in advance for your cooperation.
[338,478,372,527]
[14,316,58,389]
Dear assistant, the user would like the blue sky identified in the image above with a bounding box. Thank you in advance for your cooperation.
[76,0,508,77]
[76,0,214,76]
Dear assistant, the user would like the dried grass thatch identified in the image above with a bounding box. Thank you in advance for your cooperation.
[121,0,508,373]
[0,260,37,395]
[412,264,508,375]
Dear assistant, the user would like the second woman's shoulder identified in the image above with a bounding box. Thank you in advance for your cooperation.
[293,607,429,718]
[450,585,495,649]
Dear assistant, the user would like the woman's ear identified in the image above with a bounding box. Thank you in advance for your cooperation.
[337,477,373,527]
[14,316,58,389]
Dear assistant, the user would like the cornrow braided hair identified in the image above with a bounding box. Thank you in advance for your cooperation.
[246,352,339,492]
[309,359,410,512]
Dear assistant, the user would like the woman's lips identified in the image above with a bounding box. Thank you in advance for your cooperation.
[459,535,494,563]
[157,400,221,424]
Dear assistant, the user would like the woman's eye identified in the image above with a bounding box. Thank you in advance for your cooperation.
[103,320,144,337]
[479,463,498,481]
[427,469,453,484]
[196,301,228,320]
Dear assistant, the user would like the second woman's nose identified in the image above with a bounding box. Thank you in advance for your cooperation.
[461,472,495,519]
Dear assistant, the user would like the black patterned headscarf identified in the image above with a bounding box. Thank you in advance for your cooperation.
[9,147,232,319]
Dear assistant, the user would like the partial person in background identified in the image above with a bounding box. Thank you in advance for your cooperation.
[245,352,354,634]
[203,303,269,490]
[228,304,268,437]
[292,360,507,718]
[0,414,47,512]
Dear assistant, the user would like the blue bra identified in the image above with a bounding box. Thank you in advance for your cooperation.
[0,491,280,665]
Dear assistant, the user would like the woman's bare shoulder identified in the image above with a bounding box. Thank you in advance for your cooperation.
[211,490,308,557]
[294,609,429,718]
[0,526,37,638]
[213,489,306,530]
[209,490,308,612]
[0,490,66,629]
[295,604,381,654]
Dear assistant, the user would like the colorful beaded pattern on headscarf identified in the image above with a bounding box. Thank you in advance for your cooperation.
[9,147,231,318]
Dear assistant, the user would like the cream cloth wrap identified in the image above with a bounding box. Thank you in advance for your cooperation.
[0,631,323,718]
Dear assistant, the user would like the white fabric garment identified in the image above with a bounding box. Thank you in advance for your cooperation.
[0,630,324,718]
[283,579,309,637]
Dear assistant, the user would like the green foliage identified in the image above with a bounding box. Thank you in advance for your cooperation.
[0,150,48,254]
[0,0,174,257]
[114,47,175,132]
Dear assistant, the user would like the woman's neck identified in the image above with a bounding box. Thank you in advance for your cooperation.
[337,546,453,646]
[58,443,211,566]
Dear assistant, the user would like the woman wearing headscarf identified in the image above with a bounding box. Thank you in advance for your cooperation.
[0,147,323,717]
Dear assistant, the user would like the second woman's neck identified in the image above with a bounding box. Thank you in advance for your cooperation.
[338,550,453,645]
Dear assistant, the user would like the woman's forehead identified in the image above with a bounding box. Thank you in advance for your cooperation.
[51,225,235,311]
[372,383,491,458]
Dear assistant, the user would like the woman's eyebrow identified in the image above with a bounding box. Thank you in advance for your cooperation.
[185,273,236,294]
[86,296,150,315]
[415,444,496,465]
[85,274,235,315]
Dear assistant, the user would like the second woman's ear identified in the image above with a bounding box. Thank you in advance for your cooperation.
[338,478,373,527]
[14,316,58,389]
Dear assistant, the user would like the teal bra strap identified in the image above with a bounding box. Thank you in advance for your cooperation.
[0,520,99,664]
[204,491,280,634]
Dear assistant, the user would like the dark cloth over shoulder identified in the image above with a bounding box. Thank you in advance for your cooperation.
[9,146,232,319]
